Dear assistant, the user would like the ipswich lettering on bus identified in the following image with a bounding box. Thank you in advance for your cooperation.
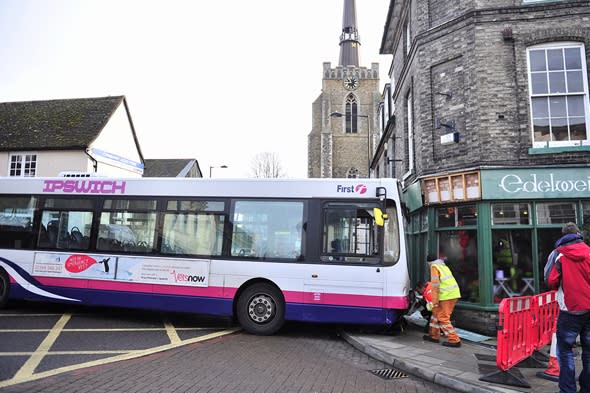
[42,180,127,194]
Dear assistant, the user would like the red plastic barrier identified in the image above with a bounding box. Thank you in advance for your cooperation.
[533,291,559,349]
[481,291,559,388]
[496,296,537,371]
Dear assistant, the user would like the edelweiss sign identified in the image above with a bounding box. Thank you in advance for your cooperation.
[482,168,590,199]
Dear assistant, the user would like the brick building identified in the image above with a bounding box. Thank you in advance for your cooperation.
[375,0,590,334]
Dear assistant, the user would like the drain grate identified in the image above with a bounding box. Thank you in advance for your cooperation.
[370,368,408,380]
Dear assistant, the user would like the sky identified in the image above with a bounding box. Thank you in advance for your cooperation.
[0,0,391,178]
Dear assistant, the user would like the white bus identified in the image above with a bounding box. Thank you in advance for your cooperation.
[0,177,410,335]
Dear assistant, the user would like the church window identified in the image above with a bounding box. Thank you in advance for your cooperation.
[345,94,358,133]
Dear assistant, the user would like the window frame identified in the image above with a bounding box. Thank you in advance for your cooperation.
[229,198,306,261]
[161,198,227,257]
[526,42,590,148]
[321,200,383,265]
[345,94,358,134]
[403,89,414,180]
[9,153,37,177]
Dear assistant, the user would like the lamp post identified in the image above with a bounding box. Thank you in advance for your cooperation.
[209,165,228,178]
[330,111,371,177]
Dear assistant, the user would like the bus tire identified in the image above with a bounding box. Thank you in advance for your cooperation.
[236,283,285,335]
[0,269,9,308]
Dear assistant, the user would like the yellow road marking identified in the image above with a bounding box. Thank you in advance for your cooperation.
[164,320,181,344]
[11,314,71,381]
[0,327,240,388]
[0,350,139,356]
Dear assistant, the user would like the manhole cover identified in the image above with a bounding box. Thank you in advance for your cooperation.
[370,368,408,380]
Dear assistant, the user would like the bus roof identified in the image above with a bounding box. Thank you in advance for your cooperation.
[0,177,401,200]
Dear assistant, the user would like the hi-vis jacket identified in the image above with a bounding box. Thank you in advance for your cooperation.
[430,259,461,303]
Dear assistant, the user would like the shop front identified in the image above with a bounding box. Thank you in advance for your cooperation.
[405,166,590,335]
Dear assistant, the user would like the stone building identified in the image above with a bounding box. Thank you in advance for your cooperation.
[375,0,590,334]
[307,0,381,179]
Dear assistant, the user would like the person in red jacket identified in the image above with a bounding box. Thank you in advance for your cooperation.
[547,222,590,393]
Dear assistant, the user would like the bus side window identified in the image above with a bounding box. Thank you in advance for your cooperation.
[39,211,93,250]
[230,200,304,260]
[0,196,37,249]
[98,199,157,253]
[39,198,94,251]
[161,199,226,256]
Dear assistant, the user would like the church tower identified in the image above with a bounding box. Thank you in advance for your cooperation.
[307,0,380,179]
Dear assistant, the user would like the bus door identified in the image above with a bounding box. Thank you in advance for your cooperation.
[303,202,385,320]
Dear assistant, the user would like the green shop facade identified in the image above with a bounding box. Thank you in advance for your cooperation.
[404,166,590,335]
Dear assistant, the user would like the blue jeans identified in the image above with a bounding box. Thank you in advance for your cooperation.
[557,311,590,393]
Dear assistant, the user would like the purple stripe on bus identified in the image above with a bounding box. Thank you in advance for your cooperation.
[34,277,407,309]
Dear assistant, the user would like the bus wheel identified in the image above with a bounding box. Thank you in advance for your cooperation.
[237,283,284,335]
[0,269,9,308]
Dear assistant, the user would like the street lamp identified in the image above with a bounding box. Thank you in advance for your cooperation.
[209,165,228,178]
[330,111,371,177]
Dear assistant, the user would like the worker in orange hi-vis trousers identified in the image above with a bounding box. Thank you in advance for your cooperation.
[423,254,462,347]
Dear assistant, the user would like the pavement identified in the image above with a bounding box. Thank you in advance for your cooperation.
[341,314,578,393]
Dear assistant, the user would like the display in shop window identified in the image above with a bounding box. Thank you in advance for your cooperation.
[424,179,438,203]
[421,171,480,204]
[465,173,480,199]
[452,175,464,200]
[438,177,451,202]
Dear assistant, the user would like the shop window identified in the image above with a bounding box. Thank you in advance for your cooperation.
[437,207,455,227]
[437,230,478,302]
[458,205,477,226]
[420,212,428,231]
[492,203,531,225]
[492,230,534,302]
[536,202,576,224]
[582,201,590,246]
[436,204,477,228]
[537,227,563,292]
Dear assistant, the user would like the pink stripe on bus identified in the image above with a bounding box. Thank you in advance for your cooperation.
[32,277,407,309]
[303,292,382,308]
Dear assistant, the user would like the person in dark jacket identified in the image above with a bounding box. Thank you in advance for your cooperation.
[546,222,590,393]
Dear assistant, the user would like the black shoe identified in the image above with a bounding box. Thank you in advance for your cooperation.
[423,335,440,343]
[442,341,461,348]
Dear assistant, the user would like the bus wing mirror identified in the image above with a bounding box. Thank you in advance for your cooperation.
[373,208,388,227]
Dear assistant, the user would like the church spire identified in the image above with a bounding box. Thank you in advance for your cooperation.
[338,0,360,67]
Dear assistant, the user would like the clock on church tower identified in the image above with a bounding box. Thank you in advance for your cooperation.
[343,76,359,90]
